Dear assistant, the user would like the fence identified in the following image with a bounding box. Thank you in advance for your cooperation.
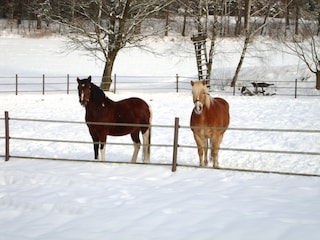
[0,74,319,97]
[1,111,320,177]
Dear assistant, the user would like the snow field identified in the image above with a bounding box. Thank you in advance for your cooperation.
[0,35,320,240]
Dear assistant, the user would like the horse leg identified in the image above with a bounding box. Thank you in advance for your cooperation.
[94,143,99,159]
[89,130,99,159]
[130,130,141,163]
[211,133,223,168]
[204,138,209,166]
[142,128,151,163]
[100,135,107,161]
[193,133,205,167]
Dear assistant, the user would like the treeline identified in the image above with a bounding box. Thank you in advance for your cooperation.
[1,0,319,37]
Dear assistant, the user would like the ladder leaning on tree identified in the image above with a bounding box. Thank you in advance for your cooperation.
[191,33,210,87]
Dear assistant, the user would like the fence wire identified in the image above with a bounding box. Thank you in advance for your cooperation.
[0,74,319,97]
[1,114,320,177]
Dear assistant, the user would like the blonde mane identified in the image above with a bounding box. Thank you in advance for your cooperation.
[192,81,212,109]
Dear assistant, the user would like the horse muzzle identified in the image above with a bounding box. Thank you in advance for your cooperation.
[80,99,88,107]
[193,100,203,115]
[79,92,89,106]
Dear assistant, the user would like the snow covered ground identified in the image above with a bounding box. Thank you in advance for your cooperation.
[0,35,320,239]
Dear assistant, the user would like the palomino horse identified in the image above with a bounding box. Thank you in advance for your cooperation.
[77,76,152,163]
[190,80,230,168]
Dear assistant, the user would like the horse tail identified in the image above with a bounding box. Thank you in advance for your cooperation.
[144,104,152,163]
[147,105,152,161]
[148,124,151,157]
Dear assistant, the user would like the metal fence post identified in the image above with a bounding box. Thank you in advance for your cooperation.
[172,117,180,172]
[5,111,10,161]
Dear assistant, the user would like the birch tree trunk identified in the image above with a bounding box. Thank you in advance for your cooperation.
[230,0,251,87]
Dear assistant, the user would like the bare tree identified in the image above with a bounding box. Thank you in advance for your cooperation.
[274,0,320,90]
[230,0,251,88]
[206,0,219,81]
[46,0,174,91]
[230,0,283,87]
[284,24,320,89]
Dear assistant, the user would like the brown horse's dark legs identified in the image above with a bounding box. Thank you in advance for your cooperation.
[89,129,100,159]
[94,143,99,159]
[99,135,107,161]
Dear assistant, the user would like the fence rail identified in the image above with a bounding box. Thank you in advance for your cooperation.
[0,74,319,97]
[1,111,320,177]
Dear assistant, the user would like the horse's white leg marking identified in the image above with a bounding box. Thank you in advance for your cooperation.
[131,142,140,163]
[100,144,106,161]
[142,129,150,163]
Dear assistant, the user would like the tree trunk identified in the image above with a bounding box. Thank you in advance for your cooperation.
[260,1,271,35]
[234,0,242,36]
[317,11,320,36]
[230,35,250,87]
[231,0,251,87]
[165,11,169,36]
[197,0,204,33]
[207,0,218,81]
[294,3,299,35]
[36,16,42,29]
[316,71,320,90]
[283,0,289,36]
[182,7,187,37]
[100,51,117,91]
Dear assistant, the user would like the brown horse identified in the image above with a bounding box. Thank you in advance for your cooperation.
[77,76,152,163]
[190,80,230,168]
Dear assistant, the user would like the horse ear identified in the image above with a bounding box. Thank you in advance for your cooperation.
[77,77,80,83]
[88,76,92,82]
[190,81,194,86]
[202,80,206,86]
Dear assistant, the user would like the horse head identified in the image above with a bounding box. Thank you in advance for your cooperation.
[77,76,92,107]
[191,80,210,115]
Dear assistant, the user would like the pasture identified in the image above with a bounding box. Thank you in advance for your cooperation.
[0,35,320,239]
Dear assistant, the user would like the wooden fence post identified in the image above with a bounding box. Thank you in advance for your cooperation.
[176,74,179,92]
[67,74,70,94]
[15,74,18,95]
[295,78,298,99]
[42,74,45,95]
[172,117,180,172]
[5,111,10,161]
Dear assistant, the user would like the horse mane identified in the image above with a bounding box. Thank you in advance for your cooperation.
[90,83,108,105]
[192,81,212,109]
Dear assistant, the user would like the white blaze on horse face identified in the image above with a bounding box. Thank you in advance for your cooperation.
[80,91,85,102]
[79,83,90,106]
[194,99,203,115]
[79,90,87,107]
